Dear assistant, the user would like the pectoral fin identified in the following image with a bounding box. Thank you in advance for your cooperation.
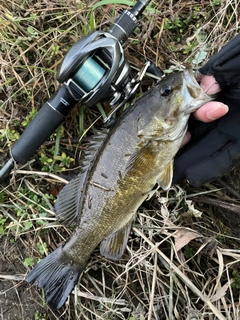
[125,143,154,173]
[157,160,173,190]
[100,220,132,260]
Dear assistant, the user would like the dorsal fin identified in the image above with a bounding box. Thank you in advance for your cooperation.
[81,129,109,169]
[54,129,109,226]
[54,170,88,226]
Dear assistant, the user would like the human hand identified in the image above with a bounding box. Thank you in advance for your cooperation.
[193,75,227,122]
[181,75,228,146]
[173,34,240,186]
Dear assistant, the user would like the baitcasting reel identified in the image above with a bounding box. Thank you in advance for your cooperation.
[0,0,162,182]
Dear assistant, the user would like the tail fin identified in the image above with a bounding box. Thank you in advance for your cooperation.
[26,246,83,310]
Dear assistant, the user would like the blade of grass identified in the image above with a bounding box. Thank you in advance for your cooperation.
[92,0,135,11]
[92,0,156,13]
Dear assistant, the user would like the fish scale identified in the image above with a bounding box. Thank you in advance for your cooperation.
[26,68,212,310]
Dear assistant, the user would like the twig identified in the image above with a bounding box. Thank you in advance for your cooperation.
[0,274,25,281]
[76,290,127,306]
[12,169,69,184]
[148,252,157,320]
[192,196,240,214]
[216,178,240,200]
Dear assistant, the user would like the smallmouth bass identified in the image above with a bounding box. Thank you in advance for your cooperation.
[26,69,211,309]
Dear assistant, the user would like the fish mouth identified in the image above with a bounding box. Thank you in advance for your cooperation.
[184,68,216,100]
[183,67,213,100]
[183,68,202,91]
[181,67,213,114]
[180,68,202,100]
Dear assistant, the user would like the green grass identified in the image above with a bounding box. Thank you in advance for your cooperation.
[1,0,240,319]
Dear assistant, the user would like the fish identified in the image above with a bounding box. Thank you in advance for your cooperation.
[26,68,211,309]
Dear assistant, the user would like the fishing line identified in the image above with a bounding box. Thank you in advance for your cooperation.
[73,57,106,92]
[205,81,219,94]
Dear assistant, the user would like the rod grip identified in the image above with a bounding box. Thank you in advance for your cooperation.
[10,84,77,164]
[11,102,66,163]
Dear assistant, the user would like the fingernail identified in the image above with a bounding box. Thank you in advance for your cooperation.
[206,104,229,120]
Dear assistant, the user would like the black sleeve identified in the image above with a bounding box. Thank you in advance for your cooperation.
[199,34,240,88]
[173,34,240,186]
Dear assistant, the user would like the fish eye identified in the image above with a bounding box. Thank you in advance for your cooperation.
[160,85,173,97]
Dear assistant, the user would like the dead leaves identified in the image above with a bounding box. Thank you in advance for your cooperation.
[174,228,201,252]
[174,228,218,261]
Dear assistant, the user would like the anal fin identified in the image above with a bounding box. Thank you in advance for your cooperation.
[100,220,132,260]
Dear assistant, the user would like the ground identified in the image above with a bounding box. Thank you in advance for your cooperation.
[1,0,240,319]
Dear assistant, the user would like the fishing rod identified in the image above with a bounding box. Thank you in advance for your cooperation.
[0,0,162,182]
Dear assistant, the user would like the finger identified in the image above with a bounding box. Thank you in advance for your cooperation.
[181,131,191,147]
[200,75,221,94]
[193,102,229,122]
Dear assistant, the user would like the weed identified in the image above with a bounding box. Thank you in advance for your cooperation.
[184,245,196,259]
[54,152,75,170]
[39,148,75,172]
[23,257,35,268]
[34,310,47,320]
[39,152,54,170]
[210,0,222,6]
[22,108,37,127]
[129,316,145,320]
[0,214,7,234]
[232,270,240,289]
[0,128,20,146]
[37,241,48,256]
[0,192,5,203]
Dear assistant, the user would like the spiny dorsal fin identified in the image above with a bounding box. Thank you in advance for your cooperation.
[100,219,132,260]
[81,129,109,170]
[157,160,173,190]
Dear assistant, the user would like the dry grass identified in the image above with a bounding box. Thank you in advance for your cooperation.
[1,0,240,319]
